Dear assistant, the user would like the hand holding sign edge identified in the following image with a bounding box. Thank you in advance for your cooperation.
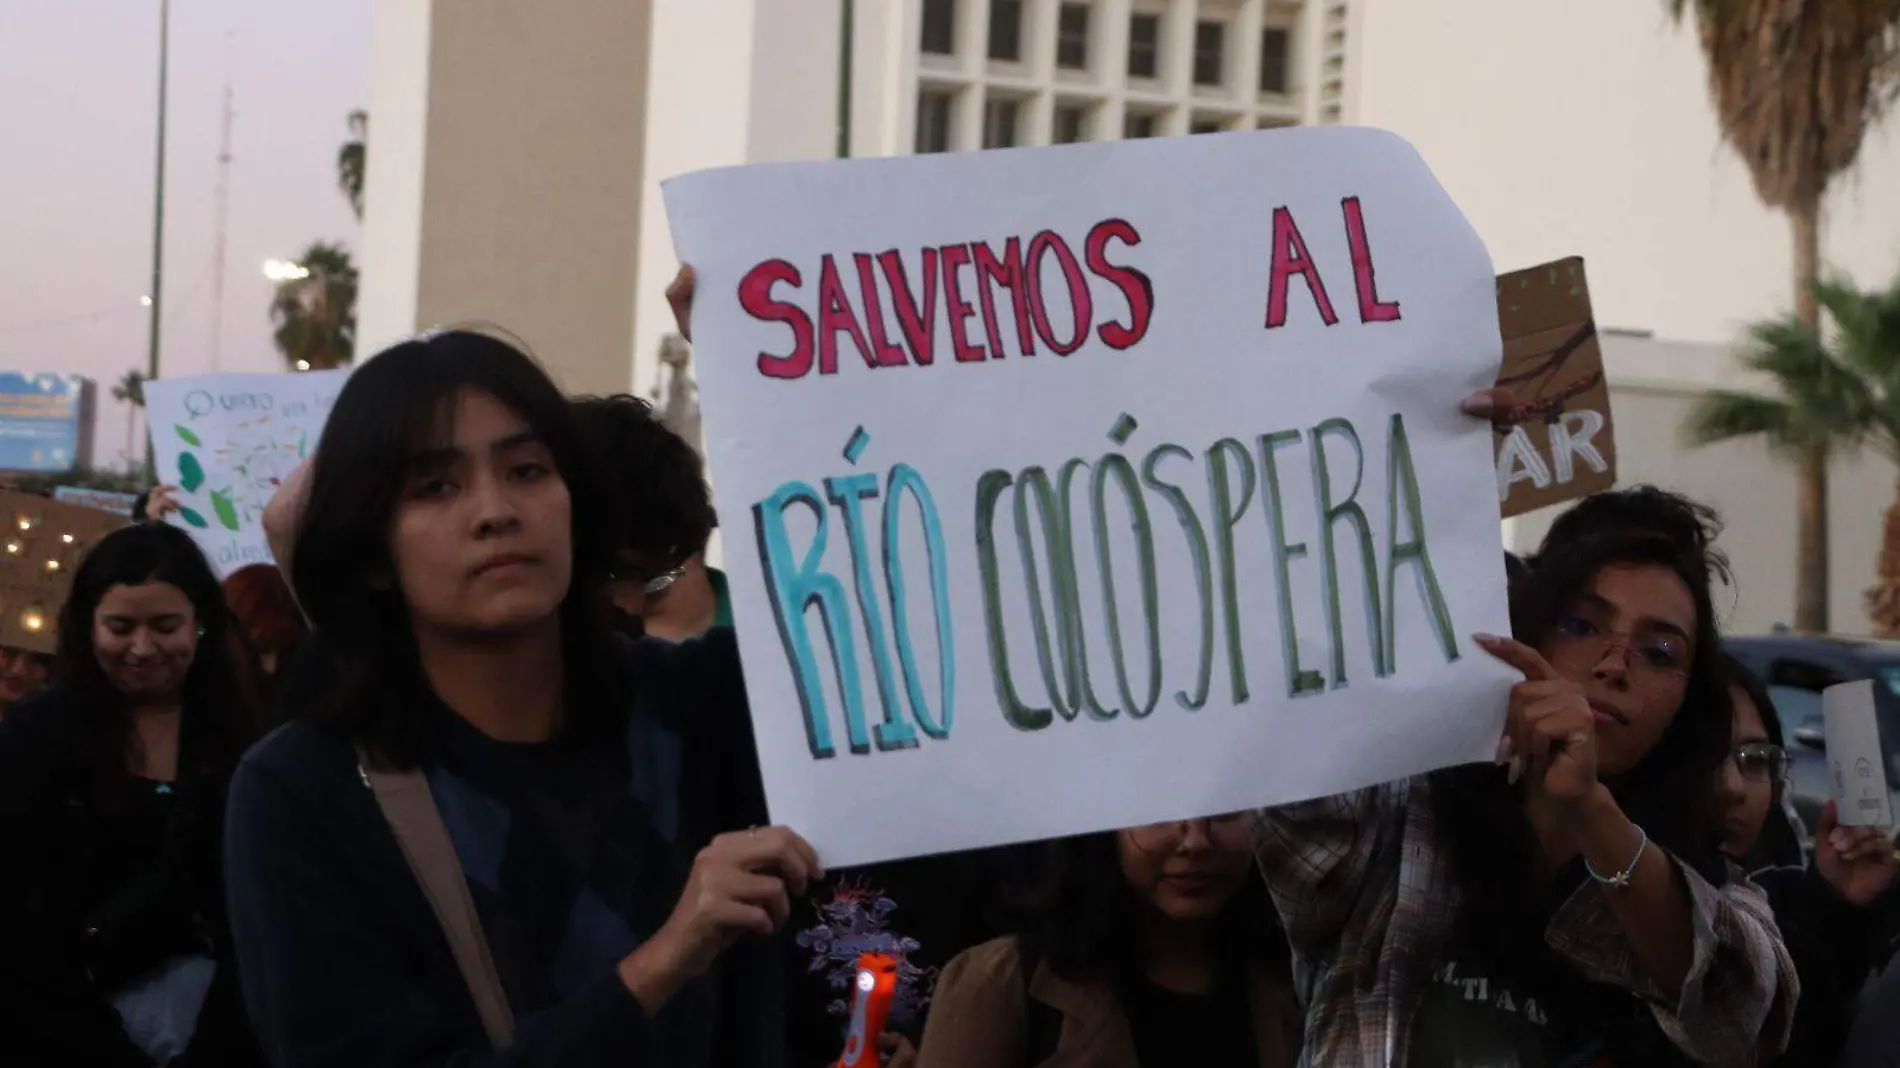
[1476,633,1601,817]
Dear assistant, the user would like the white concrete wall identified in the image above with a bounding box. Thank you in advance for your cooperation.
[1505,336,1898,636]
[630,0,765,402]
[356,0,435,357]
[1351,0,1900,343]
[1351,0,1900,634]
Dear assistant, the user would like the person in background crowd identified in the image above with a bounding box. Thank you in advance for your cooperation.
[1258,487,1797,1067]
[221,564,307,679]
[0,644,53,718]
[919,816,1300,1067]
[0,522,264,1067]
[570,393,731,641]
[226,330,811,1067]
[1717,653,1898,1066]
[1837,947,1900,1068]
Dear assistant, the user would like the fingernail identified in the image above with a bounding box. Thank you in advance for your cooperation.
[1832,830,1851,853]
[1507,756,1523,786]
[1496,735,1516,765]
[1474,632,1500,645]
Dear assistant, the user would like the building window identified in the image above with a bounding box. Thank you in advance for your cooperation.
[916,91,954,153]
[1053,103,1091,143]
[1190,117,1226,135]
[1193,21,1226,86]
[1260,27,1290,93]
[983,96,1021,148]
[1124,111,1159,139]
[921,0,956,54]
[1057,4,1091,70]
[1127,13,1161,79]
[989,0,1023,61]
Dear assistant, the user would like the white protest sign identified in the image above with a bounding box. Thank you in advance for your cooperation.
[1824,680,1894,828]
[145,370,349,577]
[665,127,1516,867]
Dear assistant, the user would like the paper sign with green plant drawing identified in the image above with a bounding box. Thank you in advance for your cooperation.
[143,369,349,577]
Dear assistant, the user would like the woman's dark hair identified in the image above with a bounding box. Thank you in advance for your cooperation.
[1720,651,1805,868]
[1721,653,1783,750]
[290,331,622,767]
[52,522,262,809]
[570,394,716,575]
[1016,831,1279,984]
[1433,487,1735,962]
[222,563,307,672]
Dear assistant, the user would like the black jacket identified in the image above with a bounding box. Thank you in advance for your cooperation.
[1752,862,1900,1067]
[226,629,780,1068]
[0,686,262,1067]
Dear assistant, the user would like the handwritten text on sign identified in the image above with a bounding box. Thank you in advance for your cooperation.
[666,128,1516,866]
[145,370,349,578]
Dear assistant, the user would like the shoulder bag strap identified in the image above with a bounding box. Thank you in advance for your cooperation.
[355,746,516,1047]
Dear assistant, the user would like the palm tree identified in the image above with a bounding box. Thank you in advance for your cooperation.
[338,110,366,220]
[111,369,146,472]
[269,243,358,371]
[1666,0,1900,631]
[1686,272,1900,632]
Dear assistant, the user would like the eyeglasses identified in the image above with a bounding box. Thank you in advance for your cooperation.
[608,555,687,594]
[1549,614,1689,680]
[642,565,686,595]
[1733,742,1789,783]
[1127,812,1254,855]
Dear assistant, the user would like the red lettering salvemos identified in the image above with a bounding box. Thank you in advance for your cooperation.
[734,218,1154,380]
[738,260,814,379]
[854,253,912,366]
[1086,218,1153,350]
[941,244,986,363]
[818,254,877,374]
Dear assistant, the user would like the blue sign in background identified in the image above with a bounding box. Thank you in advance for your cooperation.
[0,373,92,472]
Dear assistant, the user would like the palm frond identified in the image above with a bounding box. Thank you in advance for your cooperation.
[268,243,359,370]
[1684,389,1800,448]
[337,111,367,220]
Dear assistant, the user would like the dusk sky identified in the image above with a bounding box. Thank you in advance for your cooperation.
[0,0,371,468]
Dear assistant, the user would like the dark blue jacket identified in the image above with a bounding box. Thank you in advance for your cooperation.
[225,630,777,1068]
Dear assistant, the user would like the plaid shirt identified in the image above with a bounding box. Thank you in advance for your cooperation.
[1254,778,1798,1068]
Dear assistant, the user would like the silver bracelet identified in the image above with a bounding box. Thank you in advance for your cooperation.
[1584,824,1649,889]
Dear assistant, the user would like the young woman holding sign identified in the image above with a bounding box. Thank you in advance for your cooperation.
[1717,655,1898,1067]
[1257,488,1798,1067]
[224,330,816,1067]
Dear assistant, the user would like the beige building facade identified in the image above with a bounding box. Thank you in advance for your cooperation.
[357,0,653,397]
[362,0,1900,631]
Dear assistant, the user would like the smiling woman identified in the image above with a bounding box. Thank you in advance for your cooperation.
[0,522,264,1066]
[223,329,815,1068]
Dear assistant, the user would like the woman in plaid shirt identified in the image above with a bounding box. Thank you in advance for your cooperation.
[1257,487,1798,1068]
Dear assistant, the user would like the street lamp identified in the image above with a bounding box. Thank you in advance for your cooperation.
[263,259,310,282]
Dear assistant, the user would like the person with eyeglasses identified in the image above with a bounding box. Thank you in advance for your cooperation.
[916,815,1301,1067]
[1717,654,1898,1067]
[569,394,732,644]
[1257,488,1797,1067]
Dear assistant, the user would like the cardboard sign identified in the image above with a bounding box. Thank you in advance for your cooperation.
[144,370,349,577]
[664,127,1516,866]
[1493,257,1615,517]
[0,489,128,654]
[1824,680,1894,828]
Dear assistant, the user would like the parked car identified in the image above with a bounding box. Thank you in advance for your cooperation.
[1726,634,1900,844]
